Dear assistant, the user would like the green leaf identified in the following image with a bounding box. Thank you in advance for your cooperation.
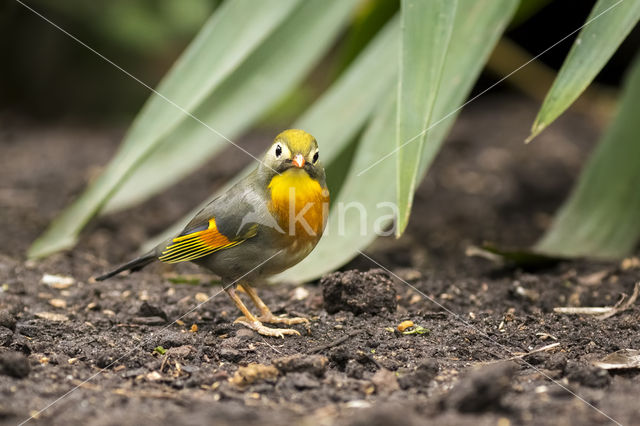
[142,15,401,254]
[528,0,640,141]
[535,54,640,259]
[395,0,457,236]
[279,0,519,282]
[28,0,356,258]
[417,0,519,180]
[104,0,358,212]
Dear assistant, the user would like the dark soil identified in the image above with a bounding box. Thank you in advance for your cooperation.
[1,94,640,426]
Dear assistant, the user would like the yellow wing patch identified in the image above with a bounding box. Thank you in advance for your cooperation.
[159,218,245,263]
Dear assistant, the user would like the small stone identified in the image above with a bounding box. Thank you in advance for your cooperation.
[49,299,67,309]
[41,274,75,288]
[0,352,30,378]
[195,293,209,303]
[132,316,166,326]
[146,371,163,381]
[0,310,16,331]
[35,312,68,322]
[137,301,168,321]
[219,348,243,362]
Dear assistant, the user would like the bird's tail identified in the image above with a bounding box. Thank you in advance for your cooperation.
[95,251,157,281]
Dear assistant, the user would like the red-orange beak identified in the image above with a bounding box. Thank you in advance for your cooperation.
[292,154,305,168]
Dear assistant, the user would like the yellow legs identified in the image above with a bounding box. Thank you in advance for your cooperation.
[225,283,308,338]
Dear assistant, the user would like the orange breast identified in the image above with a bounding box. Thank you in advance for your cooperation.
[268,169,329,243]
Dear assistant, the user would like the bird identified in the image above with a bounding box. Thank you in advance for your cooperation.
[96,129,329,337]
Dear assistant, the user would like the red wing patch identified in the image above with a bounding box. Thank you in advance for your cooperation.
[159,218,248,263]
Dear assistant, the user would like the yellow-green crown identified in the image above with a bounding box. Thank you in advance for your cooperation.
[275,129,317,154]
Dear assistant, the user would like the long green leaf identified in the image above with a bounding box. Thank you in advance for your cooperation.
[27,0,301,258]
[535,54,640,259]
[280,0,519,282]
[528,0,640,141]
[104,0,358,212]
[141,15,401,253]
[395,0,457,236]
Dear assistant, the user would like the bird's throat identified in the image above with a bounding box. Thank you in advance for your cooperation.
[267,169,329,240]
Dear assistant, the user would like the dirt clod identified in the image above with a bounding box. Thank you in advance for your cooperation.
[442,362,515,413]
[321,269,397,315]
[0,310,16,331]
[398,358,439,390]
[273,354,328,377]
[219,348,243,362]
[371,368,400,395]
[565,361,611,388]
[0,351,30,378]
[230,363,279,387]
[0,327,12,346]
[282,372,321,390]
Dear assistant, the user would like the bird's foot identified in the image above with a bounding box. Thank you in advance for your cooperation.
[256,313,309,326]
[233,318,300,338]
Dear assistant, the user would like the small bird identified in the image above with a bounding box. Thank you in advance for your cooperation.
[96,129,329,337]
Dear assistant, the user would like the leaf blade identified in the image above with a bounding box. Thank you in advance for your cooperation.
[528,0,640,141]
[103,0,358,212]
[396,0,458,235]
[535,53,640,259]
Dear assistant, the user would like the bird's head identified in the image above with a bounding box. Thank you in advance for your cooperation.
[261,129,323,179]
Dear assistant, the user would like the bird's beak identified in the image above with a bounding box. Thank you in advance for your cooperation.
[292,154,305,168]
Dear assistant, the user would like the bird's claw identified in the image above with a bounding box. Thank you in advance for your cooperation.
[234,319,300,338]
[257,314,309,326]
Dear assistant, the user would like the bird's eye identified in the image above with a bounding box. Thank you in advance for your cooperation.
[312,151,319,163]
[275,144,282,157]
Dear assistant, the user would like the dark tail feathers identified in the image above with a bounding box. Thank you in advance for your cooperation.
[95,252,156,281]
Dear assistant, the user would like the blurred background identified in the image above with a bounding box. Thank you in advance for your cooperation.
[1,0,639,268]
[2,0,638,124]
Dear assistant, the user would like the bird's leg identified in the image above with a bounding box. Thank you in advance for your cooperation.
[239,283,309,326]
[225,287,299,338]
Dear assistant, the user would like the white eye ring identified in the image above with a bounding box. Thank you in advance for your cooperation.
[312,150,319,163]
[275,144,282,157]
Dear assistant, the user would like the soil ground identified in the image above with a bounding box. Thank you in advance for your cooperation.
[1,94,639,426]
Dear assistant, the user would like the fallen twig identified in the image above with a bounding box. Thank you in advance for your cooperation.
[596,282,639,320]
[553,282,640,320]
[509,342,560,360]
[553,307,612,315]
[307,329,362,354]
